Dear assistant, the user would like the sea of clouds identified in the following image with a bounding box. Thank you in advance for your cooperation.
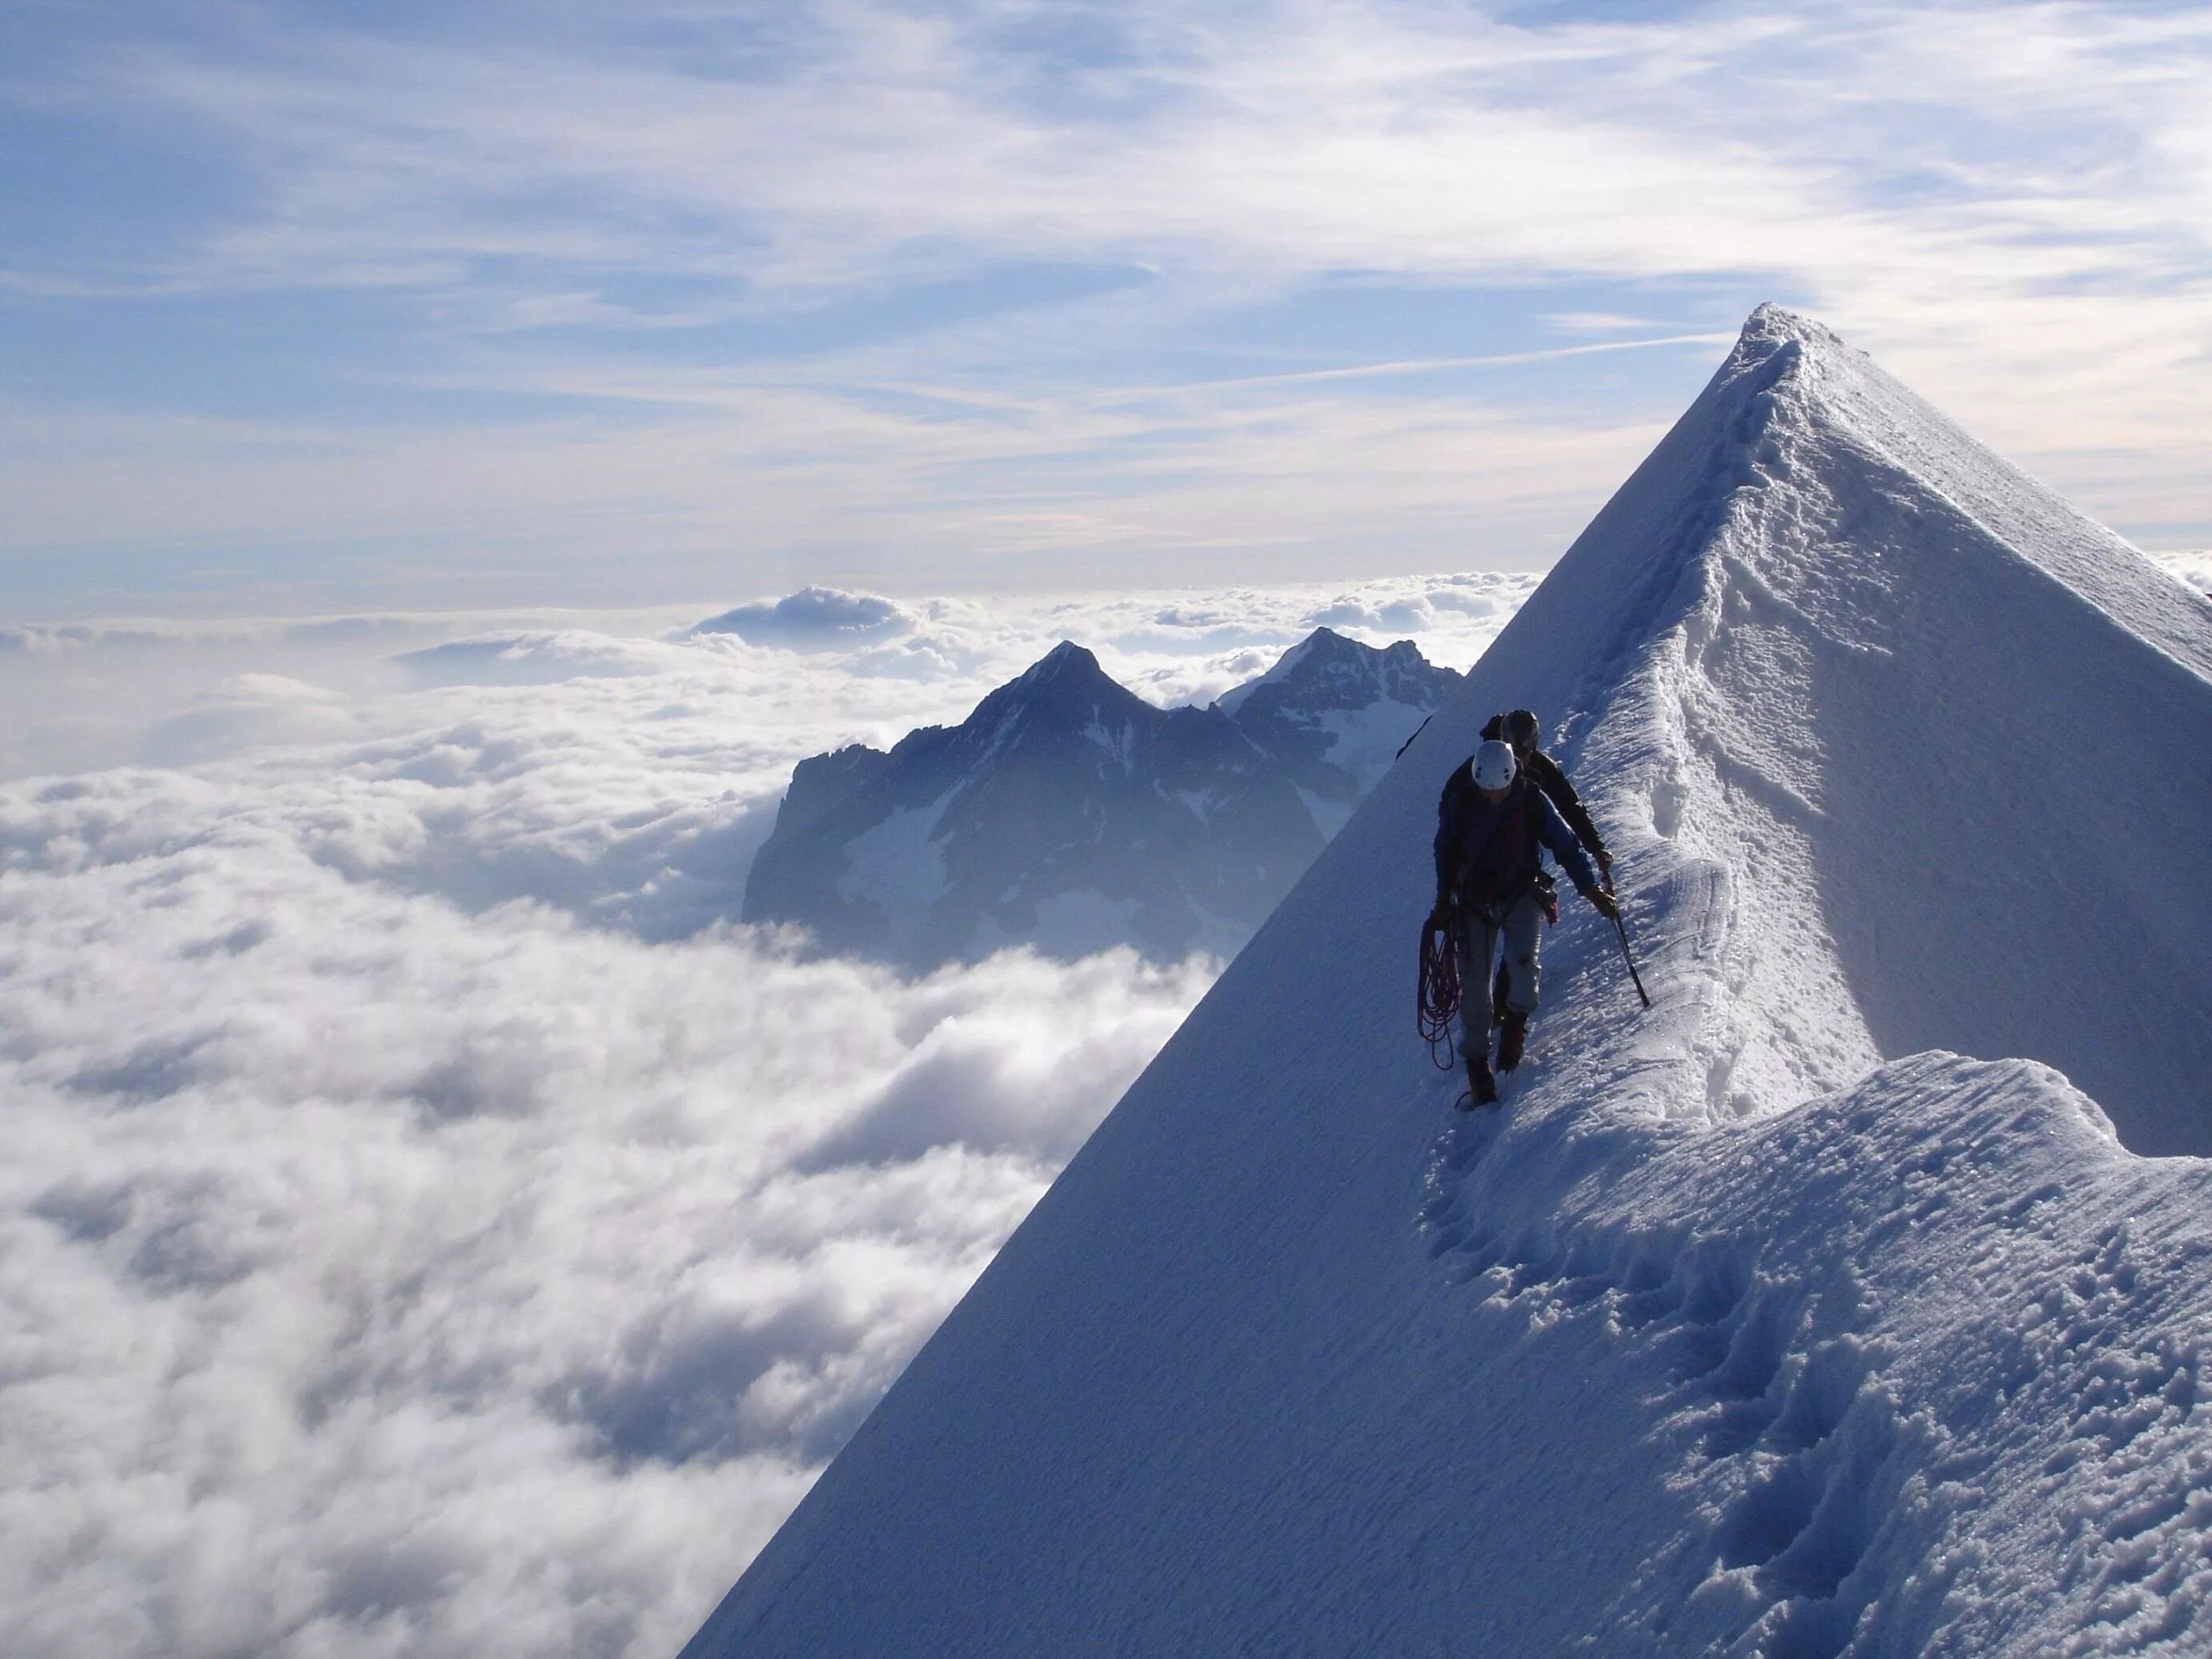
[0,570,1537,1658]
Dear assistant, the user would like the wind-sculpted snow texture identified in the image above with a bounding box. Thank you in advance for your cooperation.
[683,308,2212,1655]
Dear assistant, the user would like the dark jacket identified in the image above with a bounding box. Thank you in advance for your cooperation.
[1479,714,1607,860]
[1434,766,1598,911]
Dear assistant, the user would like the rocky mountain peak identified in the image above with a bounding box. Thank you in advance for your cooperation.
[742,630,1460,968]
[978,641,1139,724]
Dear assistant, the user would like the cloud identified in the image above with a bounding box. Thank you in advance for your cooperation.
[0,566,1538,778]
[134,672,362,767]
[690,588,914,648]
[0,759,1213,1657]
[2150,549,2212,599]
[394,631,690,688]
[0,362,1646,610]
[62,1,2206,314]
[1541,312,1656,334]
[0,574,1531,1658]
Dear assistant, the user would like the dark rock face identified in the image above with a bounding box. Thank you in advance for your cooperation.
[1219,628,1463,836]
[743,633,1460,968]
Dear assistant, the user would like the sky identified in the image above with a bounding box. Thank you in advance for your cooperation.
[4,0,2210,619]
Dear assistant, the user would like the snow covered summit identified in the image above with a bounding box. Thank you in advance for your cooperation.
[684,308,2212,1654]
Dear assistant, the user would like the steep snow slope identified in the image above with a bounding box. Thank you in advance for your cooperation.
[682,310,2212,1654]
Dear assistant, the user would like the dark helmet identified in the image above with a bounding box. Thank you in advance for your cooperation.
[1502,709,1540,754]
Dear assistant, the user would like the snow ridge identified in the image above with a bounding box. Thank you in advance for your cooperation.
[682,309,2212,1656]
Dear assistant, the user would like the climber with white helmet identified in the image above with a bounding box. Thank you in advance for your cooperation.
[1483,707,1612,891]
[1430,735,1617,1107]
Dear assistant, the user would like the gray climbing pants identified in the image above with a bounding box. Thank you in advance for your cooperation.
[1457,891,1545,1057]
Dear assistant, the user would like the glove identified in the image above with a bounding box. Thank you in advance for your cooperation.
[1584,888,1618,921]
[1595,850,1615,894]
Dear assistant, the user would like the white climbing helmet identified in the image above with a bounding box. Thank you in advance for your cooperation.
[1471,739,1518,791]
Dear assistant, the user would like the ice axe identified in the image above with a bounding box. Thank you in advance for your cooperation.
[1610,901,1652,1010]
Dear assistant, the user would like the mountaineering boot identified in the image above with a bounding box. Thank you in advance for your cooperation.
[1496,1009,1529,1073]
[1458,1055,1498,1109]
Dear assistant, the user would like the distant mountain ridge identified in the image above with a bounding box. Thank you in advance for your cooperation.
[742,628,1460,967]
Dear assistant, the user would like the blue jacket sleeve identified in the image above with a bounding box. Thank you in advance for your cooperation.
[1432,779,1456,892]
[1535,793,1598,894]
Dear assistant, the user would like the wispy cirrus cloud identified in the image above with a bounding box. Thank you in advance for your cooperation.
[48,2,2202,302]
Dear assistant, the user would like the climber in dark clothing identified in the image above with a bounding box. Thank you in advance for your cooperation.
[1433,739,1617,1105]
[1480,708,1613,892]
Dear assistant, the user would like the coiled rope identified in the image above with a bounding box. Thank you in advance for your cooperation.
[1417,909,1461,1071]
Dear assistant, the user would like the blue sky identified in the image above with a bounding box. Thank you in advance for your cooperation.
[3,0,2209,617]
